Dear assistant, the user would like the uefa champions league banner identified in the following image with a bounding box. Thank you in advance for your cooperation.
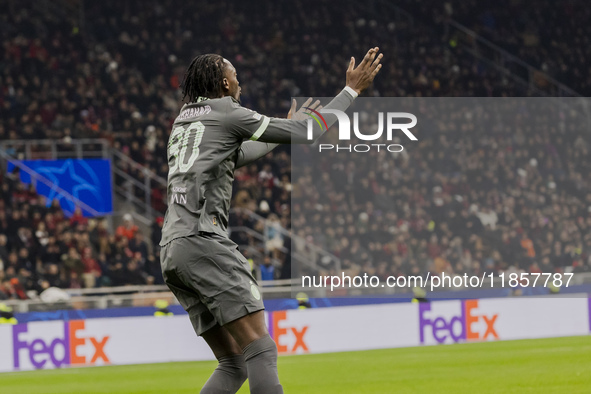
[1,297,590,372]
[6,159,113,217]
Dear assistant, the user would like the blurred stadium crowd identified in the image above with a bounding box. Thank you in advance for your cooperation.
[0,0,590,298]
[419,0,591,95]
[293,99,591,280]
[0,168,164,299]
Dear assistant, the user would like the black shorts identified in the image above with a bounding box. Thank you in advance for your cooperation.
[160,232,265,335]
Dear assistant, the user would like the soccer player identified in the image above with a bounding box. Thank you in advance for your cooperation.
[160,48,383,393]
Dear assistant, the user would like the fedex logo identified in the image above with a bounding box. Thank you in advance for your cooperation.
[268,311,309,354]
[419,300,499,344]
[12,320,110,370]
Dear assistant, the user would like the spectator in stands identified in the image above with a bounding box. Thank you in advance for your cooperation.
[9,278,27,300]
[265,214,284,259]
[129,231,149,260]
[69,207,88,227]
[0,0,590,297]
[116,214,138,241]
[105,259,126,287]
[260,255,276,281]
[81,247,102,288]
[35,222,49,247]
[0,278,14,300]
[43,263,66,289]
[124,258,149,286]
[62,247,84,280]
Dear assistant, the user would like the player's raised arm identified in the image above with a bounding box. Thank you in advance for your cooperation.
[227,47,383,144]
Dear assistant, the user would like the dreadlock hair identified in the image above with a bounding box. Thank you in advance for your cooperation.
[181,54,227,102]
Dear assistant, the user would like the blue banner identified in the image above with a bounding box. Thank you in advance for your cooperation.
[7,159,113,217]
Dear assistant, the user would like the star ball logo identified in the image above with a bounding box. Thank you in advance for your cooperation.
[305,108,418,153]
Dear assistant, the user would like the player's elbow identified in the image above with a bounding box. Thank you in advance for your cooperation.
[292,135,316,144]
[293,123,324,144]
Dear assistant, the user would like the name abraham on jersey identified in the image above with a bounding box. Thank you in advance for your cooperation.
[175,105,212,122]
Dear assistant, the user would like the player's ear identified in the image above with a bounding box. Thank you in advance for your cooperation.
[222,77,230,92]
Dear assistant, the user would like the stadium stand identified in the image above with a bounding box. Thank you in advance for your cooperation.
[1,0,590,300]
[416,0,591,95]
[292,98,591,280]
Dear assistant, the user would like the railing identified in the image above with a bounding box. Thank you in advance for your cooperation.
[110,149,167,220]
[445,20,581,98]
[443,21,591,132]
[0,139,109,160]
[6,272,591,313]
[370,0,582,98]
[230,208,343,274]
[4,280,301,313]
[111,149,167,186]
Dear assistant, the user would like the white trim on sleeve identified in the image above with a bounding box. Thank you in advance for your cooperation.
[249,116,270,141]
[343,86,359,98]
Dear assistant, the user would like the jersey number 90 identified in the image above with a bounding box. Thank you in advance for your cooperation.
[168,121,205,175]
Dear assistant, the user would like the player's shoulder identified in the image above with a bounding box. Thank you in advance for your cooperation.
[225,96,245,110]
[225,98,263,120]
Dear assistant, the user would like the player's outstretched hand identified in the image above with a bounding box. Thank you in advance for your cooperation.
[287,97,322,120]
[346,47,383,95]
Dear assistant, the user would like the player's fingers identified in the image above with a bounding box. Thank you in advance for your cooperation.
[288,99,297,119]
[371,53,383,69]
[359,48,373,68]
[308,100,321,111]
[360,47,378,68]
[370,63,382,78]
[300,97,313,111]
[366,48,378,69]
[347,56,355,72]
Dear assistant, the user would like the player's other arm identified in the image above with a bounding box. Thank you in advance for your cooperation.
[235,141,278,168]
[228,47,383,145]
